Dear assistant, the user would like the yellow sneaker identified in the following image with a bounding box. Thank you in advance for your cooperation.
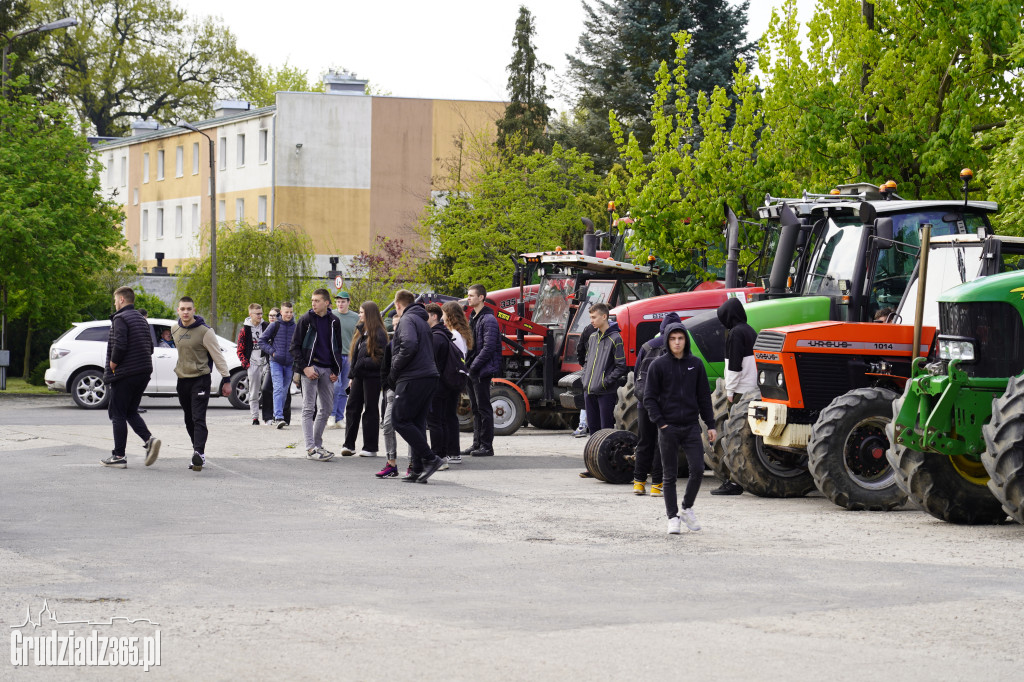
[650,483,664,498]
[633,481,647,495]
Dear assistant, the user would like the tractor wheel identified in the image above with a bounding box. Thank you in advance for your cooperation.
[613,371,638,434]
[457,390,473,432]
[807,387,905,511]
[490,385,527,437]
[528,412,566,430]
[593,429,638,484]
[583,429,613,481]
[885,391,1006,525]
[722,394,816,498]
[701,379,732,482]
[982,374,1024,525]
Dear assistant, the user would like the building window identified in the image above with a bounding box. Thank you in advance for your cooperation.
[143,153,149,183]
[192,203,199,233]
[218,137,226,171]
[156,208,164,238]
[192,142,200,174]
[235,198,244,222]
[133,188,139,205]
[217,200,225,222]
[175,205,183,237]
[120,156,127,187]
[156,150,164,180]
[259,129,268,164]
[142,210,149,240]
[107,155,114,185]
[257,195,267,227]
[236,134,245,167]
[175,146,184,177]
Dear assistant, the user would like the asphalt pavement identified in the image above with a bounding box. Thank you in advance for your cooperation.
[1,393,1022,680]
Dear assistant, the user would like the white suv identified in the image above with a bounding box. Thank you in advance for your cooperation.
[44,318,246,410]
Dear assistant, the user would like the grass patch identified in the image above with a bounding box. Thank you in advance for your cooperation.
[1,377,55,396]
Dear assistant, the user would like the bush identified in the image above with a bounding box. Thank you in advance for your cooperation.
[28,359,49,386]
[134,290,175,320]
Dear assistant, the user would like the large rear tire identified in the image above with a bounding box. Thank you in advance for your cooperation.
[613,371,638,434]
[807,386,905,511]
[982,374,1024,525]
[702,379,731,481]
[722,394,816,498]
[886,390,1006,524]
[528,412,567,430]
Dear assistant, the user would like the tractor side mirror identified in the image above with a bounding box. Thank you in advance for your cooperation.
[875,217,894,248]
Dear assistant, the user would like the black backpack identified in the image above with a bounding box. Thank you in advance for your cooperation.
[441,337,469,391]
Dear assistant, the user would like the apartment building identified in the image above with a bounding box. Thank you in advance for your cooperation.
[95,73,504,273]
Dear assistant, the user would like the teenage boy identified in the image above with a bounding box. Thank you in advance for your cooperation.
[329,291,360,429]
[258,302,297,428]
[375,309,405,479]
[101,286,161,468]
[425,303,459,469]
[572,323,597,438]
[390,290,443,482]
[464,284,501,457]
[644,323,716,534]
[713,298,756,496]
[629,312,681,494]
[170,297,230,472]
[237,303,269,426]
[291,289,345,461]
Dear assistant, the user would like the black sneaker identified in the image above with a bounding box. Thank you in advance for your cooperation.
[401,469,422,482]
[189,451,205,471]
[276,420,286,430]
[101,455,127,468]
[252,418,260,426]
[144,437,161,467]
[710,481,744,496]
[417,457,445,484]
[460,447,478,458]
[470,447,494,457]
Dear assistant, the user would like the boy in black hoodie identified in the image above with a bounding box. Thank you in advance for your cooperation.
[713,297,756,495]
[643,323,716,534]
[629,311,681,495]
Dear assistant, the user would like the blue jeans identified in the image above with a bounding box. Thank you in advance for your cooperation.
[270,359,290,421]
[332,356,350,419]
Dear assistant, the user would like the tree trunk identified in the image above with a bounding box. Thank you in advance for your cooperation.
[22,324,32,379]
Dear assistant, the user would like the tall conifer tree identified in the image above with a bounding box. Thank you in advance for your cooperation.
[496,6,553,153]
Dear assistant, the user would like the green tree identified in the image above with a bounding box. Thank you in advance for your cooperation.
[419,131,606,294]
[495,5,552,153]
[555,0,755,172]
[345,236,418,311]
[1,0,49,98]
[0,79,125,376]
[33,0,257,136]
[239,61,324,108]
[176,222,316,330]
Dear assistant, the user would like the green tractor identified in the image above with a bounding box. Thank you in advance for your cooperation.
[887,268,1024,524]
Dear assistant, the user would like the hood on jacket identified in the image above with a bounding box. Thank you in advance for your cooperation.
[717,298,746,329]
[242,316,252,326]
[179,314,207,329]
[602,321,621,335]
[661,322,692,356]
[403,303,429,322]
[659,312,682,334]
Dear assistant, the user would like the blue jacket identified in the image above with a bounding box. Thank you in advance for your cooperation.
[468,305,501,377]
[390,303,439,383]
[258,317,297,366]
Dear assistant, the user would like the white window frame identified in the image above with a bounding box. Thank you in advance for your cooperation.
[235,198,244,222]
[120,156,127,187]
[217,200,225,222]
[143,153,150,183]
[259,129,268,164]
[236,133,245,167]
[175,146,184,177]
[257,195,267,227]
[156,208,164,238]
[192,142,200,175]
[156,150,164,181]
[142,210,149,240]
[107,155,114,186]
[175,205,183,237]
[218,137,227,171]
[192,203,199,234]
[133,188,139,205]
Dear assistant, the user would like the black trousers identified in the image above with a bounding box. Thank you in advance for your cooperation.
[260,370,291,424]
[467,374,493,450]
[658,423,705,519]
[394,376,438,472]
[343,375,382,452]
[632,402,663,484]
[177,374,212,454]
[584,392,616,432]
[108,373,152,458]
[428,385,460,458]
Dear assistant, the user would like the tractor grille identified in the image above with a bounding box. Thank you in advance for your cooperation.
[793,354,851,411]
[755,331,786,352]
[939,302,1024,378]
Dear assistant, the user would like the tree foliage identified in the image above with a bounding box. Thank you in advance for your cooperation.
[177,222,316,329]
[345,236,418,311]
[34,0,257,137]
[495,5,552,153]
[239,61,324,108]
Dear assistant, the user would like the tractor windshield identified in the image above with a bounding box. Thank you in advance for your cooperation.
[533,275,576,327]
[802,220,866,297]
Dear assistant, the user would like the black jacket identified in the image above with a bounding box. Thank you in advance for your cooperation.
[380,342,396,391]
[576,323,597,366]
[430,324,453,376]
[643,323,714,429]
[103,304,153,384]
[581,322,627,395]
[468,305,502,377]
[717,298,757,373]
[390,303,439,383]
[290,309,345,376]
[349,325,388,380]
[633,312,681,400]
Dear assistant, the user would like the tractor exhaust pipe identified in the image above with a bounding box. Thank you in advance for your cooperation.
[723,202,741,288]
[581,217,598,257]
[768,205,801,294]
[912,224,932,359]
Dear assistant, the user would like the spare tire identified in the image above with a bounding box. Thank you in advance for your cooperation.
[593,429,639,484]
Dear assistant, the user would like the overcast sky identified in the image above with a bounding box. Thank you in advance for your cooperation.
[174,0,815,112]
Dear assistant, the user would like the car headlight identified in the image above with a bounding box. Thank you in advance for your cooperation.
[776,372,785,387]
[758,370,766,385]
[50,348,70,360]
[938,337,976,362]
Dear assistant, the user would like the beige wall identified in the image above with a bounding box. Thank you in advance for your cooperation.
[430,100,504,188]
[370,98,434,246]
[275,186,371,254]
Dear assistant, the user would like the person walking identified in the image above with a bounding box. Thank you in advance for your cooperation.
[713,298,755,496]
[170,297,231,472]
[425,303,460,469]
[236,303,269,426]
[390,290,443,482]
[442,301,473,464]
[101,286,161,468]
[341,301,388,457]
[464,284,501,457]
[258,302,297,428]
[374,308,405,479]
[328,292,360,430]
[630,312,682,495]
[291,289,346,462]
[643,323,716,534]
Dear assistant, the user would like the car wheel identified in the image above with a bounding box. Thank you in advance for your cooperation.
[71,369,109,409]
[228,371,248,410]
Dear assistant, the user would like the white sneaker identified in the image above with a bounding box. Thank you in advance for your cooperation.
[357,450,377,457]
[340,446,356,457]
[667,516,681,534]
[326,416,337,429]
[439,456,450,471]
[680,507,701,531]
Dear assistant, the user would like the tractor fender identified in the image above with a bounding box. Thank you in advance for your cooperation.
[491,378,531,412]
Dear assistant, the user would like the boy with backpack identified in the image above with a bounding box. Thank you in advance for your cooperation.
[425,303,466,467]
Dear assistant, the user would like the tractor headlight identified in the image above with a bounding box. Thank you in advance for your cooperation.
[938,336,976,362]
[758,370,766,385]
[776,372,785,387]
